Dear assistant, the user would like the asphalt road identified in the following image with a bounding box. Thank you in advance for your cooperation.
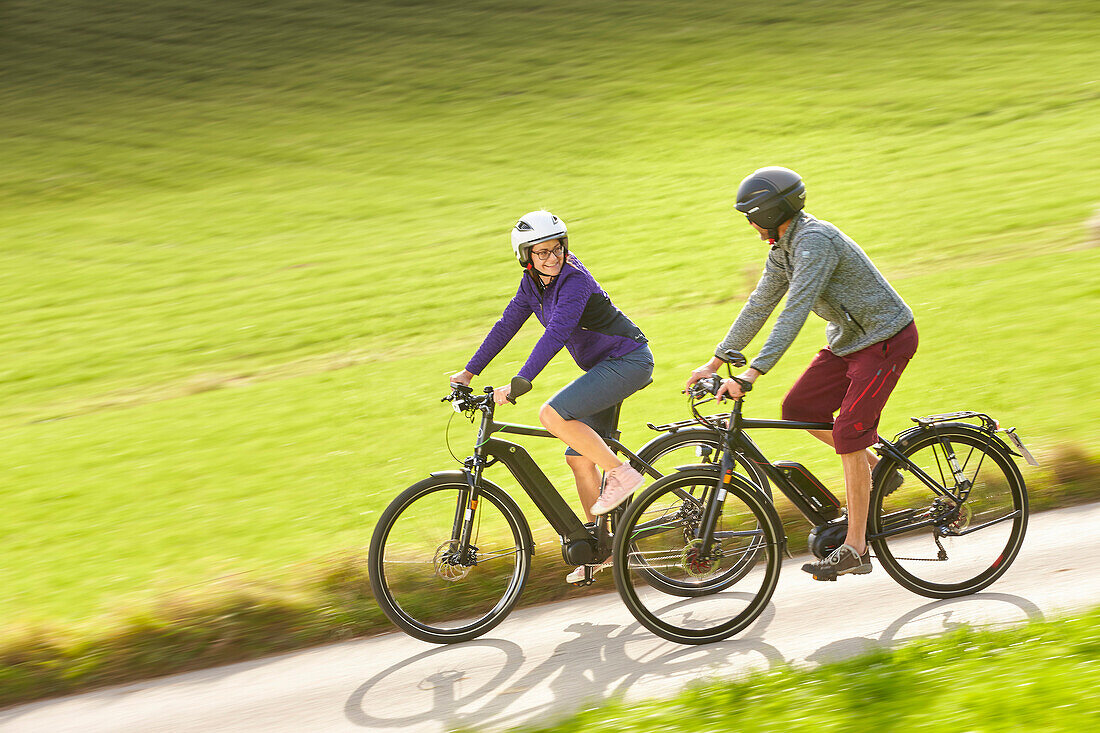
[3,501,1097,733]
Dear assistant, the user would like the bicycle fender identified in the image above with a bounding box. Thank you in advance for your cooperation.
[875,422,1024,488]
[674,462,720,472]
[889,422,1017,456]
[429,469,473,481]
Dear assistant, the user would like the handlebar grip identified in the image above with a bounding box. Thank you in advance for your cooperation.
[507,376,533,404]
[688,375,752,400]
[688,374,723,398]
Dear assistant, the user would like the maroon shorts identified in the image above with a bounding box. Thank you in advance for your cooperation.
[781,321,918,454]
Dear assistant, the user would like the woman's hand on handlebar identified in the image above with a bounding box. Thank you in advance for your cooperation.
[449,369,474,388]
[493,384,512,406]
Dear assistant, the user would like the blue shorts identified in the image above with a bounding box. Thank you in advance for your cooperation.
[545,345,654,456]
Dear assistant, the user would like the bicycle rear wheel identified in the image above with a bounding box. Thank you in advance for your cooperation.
[635,427,771,493]
[633,429,771,597]
[368,476,532,643]
[870,426,1028,598]
[612,468,782,644]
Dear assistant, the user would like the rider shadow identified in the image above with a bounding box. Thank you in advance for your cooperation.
[805,592,1045,666]
[344,598,786,731]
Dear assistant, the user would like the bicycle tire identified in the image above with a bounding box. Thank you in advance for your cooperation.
[612,468,783,644]
[368,475,532,643]
[869,424,1028,599]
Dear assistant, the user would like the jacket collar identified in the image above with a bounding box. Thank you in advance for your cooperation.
[775,211,812,252]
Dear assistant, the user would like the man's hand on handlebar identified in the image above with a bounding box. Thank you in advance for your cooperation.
[685,357,724,391]
[715,378,746,402]
[715,370,760,402]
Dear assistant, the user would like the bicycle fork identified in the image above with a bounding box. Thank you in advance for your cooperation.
[446,460,486,568]
[694,453,737,558]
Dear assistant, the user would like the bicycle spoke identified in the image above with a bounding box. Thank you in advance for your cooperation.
[871,428,1027,598]
[613,469,781,644]
[369,480,530,643]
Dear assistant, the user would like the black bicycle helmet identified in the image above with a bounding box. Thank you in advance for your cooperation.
[734,166,806,239]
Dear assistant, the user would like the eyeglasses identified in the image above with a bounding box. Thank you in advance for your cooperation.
[531,244,565,261]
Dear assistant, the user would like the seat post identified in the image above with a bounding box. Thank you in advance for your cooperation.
[606,400,624,443]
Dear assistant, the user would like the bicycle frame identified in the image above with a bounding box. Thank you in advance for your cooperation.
[692,397,1023,547]
[447,392,662,553]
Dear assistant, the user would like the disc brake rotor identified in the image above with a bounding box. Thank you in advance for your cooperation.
[948,501,973,531]
[433,541,472,582]
[680,538,719,577]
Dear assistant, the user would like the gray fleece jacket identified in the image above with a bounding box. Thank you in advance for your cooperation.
[717,212,913,374]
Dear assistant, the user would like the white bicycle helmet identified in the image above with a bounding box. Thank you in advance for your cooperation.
[511,210,568,268]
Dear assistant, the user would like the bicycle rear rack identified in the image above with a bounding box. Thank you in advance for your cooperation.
[912,411,998,431]
[647,413,730,433]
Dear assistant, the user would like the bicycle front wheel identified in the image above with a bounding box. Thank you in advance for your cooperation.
[368,476,532,643]
[612,468,783,645]
[870,426,1028,598]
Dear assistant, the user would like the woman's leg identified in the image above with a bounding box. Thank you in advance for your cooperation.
[566,454,602,523]
[544,346,654,516]
[540,404,621,473]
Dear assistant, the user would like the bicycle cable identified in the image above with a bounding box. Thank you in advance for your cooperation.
[445,409,465,466]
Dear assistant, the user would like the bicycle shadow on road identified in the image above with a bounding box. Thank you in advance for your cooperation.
[343,600,784,731]
[343,591,1048,731]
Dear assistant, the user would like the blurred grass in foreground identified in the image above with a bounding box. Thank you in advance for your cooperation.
[512,605,1100,733]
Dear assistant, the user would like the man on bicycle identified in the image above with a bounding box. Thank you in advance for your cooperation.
[686,166,918,580]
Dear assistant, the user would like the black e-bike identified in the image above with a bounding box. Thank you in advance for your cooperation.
[368,377,768,643]
[612,359,1036,645]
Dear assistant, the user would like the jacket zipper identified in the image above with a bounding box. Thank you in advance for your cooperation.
[843,307,867,335]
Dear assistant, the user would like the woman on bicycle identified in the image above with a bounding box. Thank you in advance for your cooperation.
[449,210,652,581]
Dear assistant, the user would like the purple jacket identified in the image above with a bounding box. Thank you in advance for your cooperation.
[466,255,647,382]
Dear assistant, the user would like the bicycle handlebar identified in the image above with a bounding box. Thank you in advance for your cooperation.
[444,376,533,413]
[687,374,753,401]
[508,376,532,404]
[444,383,488,412]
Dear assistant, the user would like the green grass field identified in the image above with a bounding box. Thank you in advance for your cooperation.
[2,0,1098,634]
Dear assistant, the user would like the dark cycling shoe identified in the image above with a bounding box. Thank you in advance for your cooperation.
[882,468,905,497]
[802,543,872,581]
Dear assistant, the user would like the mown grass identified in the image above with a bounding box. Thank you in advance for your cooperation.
[0,0,1098,704]
[511,604,1100,732]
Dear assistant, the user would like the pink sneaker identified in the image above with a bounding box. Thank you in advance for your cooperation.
[591,464,645,516]
[565,558,613,584]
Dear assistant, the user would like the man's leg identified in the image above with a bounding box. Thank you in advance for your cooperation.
[840,450,871,554]
[807,428,879,475]
[803,322,919,579]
